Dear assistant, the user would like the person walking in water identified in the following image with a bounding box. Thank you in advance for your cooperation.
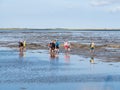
[64,41,71,53]
[19,40,26,52]
[55,40,60,53]
[19,41,24,52]
[90,41,95,54]
[23,40,26,51]
[50,40,56,53]
[49,40,56,57]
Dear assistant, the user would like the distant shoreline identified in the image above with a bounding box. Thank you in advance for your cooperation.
[0,28,120,31]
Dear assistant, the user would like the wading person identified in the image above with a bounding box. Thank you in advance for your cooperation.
[23,40,26,51]
[55,40,60,53]
[19,41,24,52]
[64,41,71,53]
[90,41,95,54]
[49,40,56,56]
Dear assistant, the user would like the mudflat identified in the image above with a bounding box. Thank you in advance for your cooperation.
[0,29,120,90]
[0,30,119,62]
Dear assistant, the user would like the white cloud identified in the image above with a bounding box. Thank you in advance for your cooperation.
[90,0,120,7]
[91,0,112,6]
[109,6,120,13]
[90,0,120,13]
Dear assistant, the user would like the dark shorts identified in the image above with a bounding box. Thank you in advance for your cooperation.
[19,45,23,48]
[51,47,55,50]
[90,47,94,50]
[56,46,59,49]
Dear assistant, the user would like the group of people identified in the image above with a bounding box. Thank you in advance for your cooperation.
[48,40,71,52]
[18,39,95,59]
[48,40,60,57]
[47,40,71,59]
[47,40,95,64]
[48,40,60,52]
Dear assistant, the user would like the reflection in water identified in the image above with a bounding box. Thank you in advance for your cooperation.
[1,48,120,90]
[19,51,26,58]
[90,56,95,72]
[90,56,94,64]
[50,51,56,59]
[49,53,59,65]
[64,52,70,63]
[49,53,59,76]
[78,82,114,90]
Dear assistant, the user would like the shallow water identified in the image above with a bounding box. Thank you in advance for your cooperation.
[0,29,120,90]
[0,47,120,90]
[0,82,120,90]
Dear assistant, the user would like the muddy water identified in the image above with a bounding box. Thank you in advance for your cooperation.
[0,47,120,90]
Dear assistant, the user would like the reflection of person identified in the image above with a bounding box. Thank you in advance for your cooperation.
[19,51,25,58]
[50,52,56,59]
[90,41,95,54]
[50,53,59,65]
[64,52,70,63]
[90,57,94,64]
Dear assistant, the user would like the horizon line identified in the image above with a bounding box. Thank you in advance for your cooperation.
[0,27,120,30]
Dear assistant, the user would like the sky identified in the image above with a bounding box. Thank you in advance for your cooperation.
[0,0,120,29]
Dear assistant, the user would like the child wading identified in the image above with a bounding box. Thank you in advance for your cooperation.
[23,40,26,51]
[90,41,95,54]
[64,41,71,53]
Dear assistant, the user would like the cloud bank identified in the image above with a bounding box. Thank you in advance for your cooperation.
[110,6,120,13]
[91,0,111,6]
[90,0,120,13]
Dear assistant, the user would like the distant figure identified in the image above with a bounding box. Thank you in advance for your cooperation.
[90,41,95,54]
[19,40,26,52]
[50,40,56,53]
[23,40,26,51]
[90,57,94,64]
[64,41,71,52]
[55,40,60,53]
[19,41,24,52]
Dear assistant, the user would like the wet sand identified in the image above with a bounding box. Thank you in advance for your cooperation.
[6,42,120,62]
[1,30,119,62]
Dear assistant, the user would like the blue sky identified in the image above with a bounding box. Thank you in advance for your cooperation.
[0,0,120,28]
